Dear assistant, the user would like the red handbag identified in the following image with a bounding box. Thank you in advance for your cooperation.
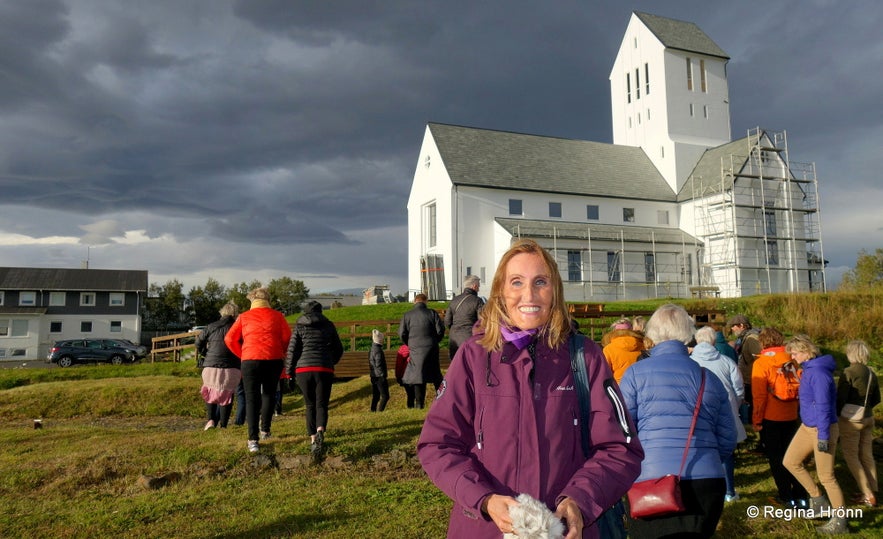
[627,370,705,519]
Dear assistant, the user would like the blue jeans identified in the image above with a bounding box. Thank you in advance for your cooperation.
[722,453,736,496]
[234,380,246,425]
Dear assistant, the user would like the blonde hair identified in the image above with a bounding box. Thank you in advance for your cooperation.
[845,340,870,365]
[477,239,571,352]
[219,302,239,318]
[246,287,270,301]
[785,334,820,358]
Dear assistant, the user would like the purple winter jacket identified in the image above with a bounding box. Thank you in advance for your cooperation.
[799,354,838,442]
[417,332,644,538]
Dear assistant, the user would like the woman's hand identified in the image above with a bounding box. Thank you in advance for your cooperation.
[482,494,518,534]
[555,496,584,539]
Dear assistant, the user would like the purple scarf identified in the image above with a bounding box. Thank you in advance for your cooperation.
[501,326,538,350]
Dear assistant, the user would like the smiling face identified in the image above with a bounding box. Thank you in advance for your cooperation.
[502,252,553,331]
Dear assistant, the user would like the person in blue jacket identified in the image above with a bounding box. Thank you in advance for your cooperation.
[619,304,736,539]
[782,334,847,535]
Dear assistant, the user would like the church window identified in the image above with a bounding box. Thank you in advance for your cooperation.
[549,202,562,218]
[686,57,693,90]
[700,59,707,92]
[635,68,640,99]
[626,72,631,103]
[645,63,650,95]
[567,250,582,282]
[509,199,523,216]
[586,205,599,220]
[623,208,635,222]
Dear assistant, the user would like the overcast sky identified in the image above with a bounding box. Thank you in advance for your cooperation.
[0,0,879,296]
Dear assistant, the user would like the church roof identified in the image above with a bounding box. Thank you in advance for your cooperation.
[495,218,699,246]
[677,135,752,201]
[635,12,729,59]
[428,123,676,202]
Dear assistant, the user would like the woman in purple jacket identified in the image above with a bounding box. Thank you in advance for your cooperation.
[783,334,847,535]
[417,239,643,538]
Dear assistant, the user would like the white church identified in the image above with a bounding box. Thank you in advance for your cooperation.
[407,11,826,302]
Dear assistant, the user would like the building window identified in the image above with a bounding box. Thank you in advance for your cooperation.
[689,103,694,117]
[549,202,562,218]
[628,117,632,128]
[646,108,650,120]
[703,105,708,119]
[109,293,125,307]
[637,112,641,124]
[645,253,656,283]
[423,202,437,249]
[657,210,670,225]
[80,292,96,307]
[586,205,599,220]
[49,292,66,306]
[567,250,582,282]
[661,146,665,158]
[110,321,123,333]
[424,155,431,168]
[0,291,4,306]
[645,63,650,95]
[509,199,523,216]
[607,251,621,282]
[11,320,27,337]
[80,321,93,333]
[700,59,707,92]
[50,321,63,333]
[623,208,635,222]
[686,57,693,90]
[765,210,779,266]
[0,319,7,336]
[19,291,36,306]
[767,241,780,266]
[635,68,640,99]
[626,72,631,103]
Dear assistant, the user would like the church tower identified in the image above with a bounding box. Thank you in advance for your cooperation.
[610,12,731,193]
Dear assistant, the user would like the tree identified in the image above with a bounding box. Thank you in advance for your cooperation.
[188,278,228,325]
[142,279,188,330]
[840,249,883,292]
[267,276,310,315]
[227,280,263,312]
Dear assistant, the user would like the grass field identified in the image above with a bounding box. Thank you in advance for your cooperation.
[2,293,881,538]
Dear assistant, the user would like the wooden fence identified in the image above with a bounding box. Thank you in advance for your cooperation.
[149,306,726,376]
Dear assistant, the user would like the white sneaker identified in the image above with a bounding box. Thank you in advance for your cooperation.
[204,420,215,431]
[247,440,259,453]
[259,431,271,440]
[725,493,740,503]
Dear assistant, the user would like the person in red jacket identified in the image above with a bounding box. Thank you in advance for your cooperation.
[224,287,292,453]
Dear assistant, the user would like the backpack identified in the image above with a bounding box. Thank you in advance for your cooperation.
[769,361,801,401]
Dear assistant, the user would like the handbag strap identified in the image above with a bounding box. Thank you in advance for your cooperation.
[677,370,706,478]
[569,333,591,458]
[860,369,874,408]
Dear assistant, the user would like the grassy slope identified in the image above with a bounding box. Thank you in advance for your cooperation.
[1,292,882,538]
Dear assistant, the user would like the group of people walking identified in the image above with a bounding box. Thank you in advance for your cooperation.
[197,289,342,460]
[194,239,878,538]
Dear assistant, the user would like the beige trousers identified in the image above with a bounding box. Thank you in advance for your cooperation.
[838,416,879,496]
[783,422,845,508]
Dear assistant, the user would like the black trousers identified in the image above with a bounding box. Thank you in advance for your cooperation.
[370,377,389,411]
[761,418,808,503]
[241,359,283,441]
[296,371,334,435]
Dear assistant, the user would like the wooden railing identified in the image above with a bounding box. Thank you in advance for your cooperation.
[150,331,199,362]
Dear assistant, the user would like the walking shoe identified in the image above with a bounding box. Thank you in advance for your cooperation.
[259,431,271,440]
[203,420,215,431]
[817,515,847,535]
[314,430,324,453]
[810,495,831,518]
[725,493,740,503]
[247,440,259,453]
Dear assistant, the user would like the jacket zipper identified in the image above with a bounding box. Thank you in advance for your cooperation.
[604,379,633,443]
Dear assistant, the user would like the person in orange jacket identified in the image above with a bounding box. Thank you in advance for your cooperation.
[601,318,646,383]
[751,327,807,507]
[224,287,292,454]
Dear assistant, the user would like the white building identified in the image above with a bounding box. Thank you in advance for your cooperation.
[407,11,825,301]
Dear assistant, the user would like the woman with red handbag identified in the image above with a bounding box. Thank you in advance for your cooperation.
[619,304,737,538]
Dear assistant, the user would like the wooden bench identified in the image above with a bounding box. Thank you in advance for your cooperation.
[334,349,451,378]
[689,286,721,298]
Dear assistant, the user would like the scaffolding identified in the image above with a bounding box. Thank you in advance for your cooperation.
[501,219,697,302]
[691,128,826,296]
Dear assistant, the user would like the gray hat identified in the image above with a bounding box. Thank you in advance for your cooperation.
[726,314,750,328]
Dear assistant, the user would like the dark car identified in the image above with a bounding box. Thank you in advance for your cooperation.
[100,339,148,359]
[47,339,136,367]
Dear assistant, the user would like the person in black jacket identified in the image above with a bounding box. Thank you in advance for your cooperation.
[285,301,344,460]
[369,329,389,412]
[444,275,484,361]
[196,302,241,429]
[398,294,445,409]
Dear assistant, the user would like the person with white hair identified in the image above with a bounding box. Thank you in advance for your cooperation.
[836,339,880,508]
[691,325,746,502]
[619,304,736,538]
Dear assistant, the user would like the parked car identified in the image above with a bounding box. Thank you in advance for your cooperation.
[47,339,136,367]
[99,339,148,359]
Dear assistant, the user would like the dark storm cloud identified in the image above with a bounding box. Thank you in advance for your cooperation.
[0,0,879,292]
